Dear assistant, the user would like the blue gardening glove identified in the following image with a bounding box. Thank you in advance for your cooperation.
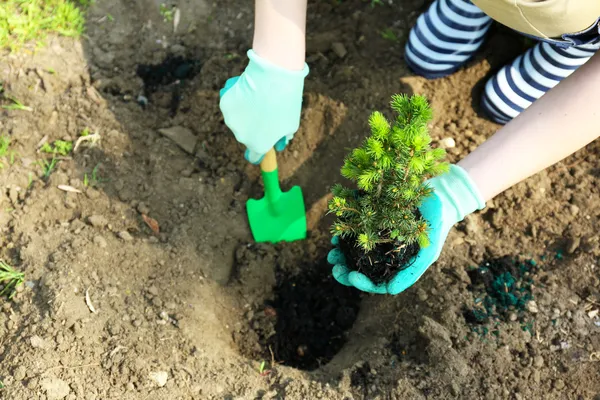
[219,49,309,164]
[328,164,486,295]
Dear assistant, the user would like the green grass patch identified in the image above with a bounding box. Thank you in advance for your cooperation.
[0,134,11,169]
[0,260,24,299]
[40,140,73,156]
[0,0,92,51]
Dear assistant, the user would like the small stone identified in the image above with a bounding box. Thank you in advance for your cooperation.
[331,42,347,58]
[450,382,460,396]
[118,231,133,241]
[41,377,70,400]
[553,379,565,390]
[569,204,580,216]
[132,319,142,327]
[93,236,107,248]
[533,356,544,368]
[158,126,197,155]
[509,313,518,321]
[88,215,108,228]
[440,137,456,149]
[14,365,27,380]
[159,311,169,320]
[416,288,428,302]
[30,335,48,349]
[148,286,159,296]
[526,300,539,314]
[149,371,168,387]
[567,237,580,254]
[180,168,193,177]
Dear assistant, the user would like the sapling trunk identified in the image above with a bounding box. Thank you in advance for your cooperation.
[328,94,448,284]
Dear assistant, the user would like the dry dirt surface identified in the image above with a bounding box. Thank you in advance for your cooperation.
[1,0,599,399]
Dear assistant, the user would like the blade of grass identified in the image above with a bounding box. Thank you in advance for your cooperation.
[0,260,25,299]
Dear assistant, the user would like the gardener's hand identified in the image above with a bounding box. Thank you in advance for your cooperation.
[219,49,309,164]
[327,164,486,295]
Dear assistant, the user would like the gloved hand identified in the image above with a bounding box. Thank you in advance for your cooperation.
[327,164,486,295]
[219,49,309,164]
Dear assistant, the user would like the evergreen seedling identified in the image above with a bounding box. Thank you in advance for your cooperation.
[328,94,449,283]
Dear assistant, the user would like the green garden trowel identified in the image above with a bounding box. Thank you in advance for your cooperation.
[247,148,306,243]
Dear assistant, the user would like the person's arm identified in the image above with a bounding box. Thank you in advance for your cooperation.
[459,50,600,201]
[253,0,307,71]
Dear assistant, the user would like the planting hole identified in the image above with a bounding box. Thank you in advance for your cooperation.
[236,258,362,371]
[136,55,201,115]
[136,55,201,92]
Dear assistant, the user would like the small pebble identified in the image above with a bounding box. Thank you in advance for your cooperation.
[180,168,193,177]
[569,204,580,216]
[88,215,108,228]
[148,286,159,296]
[118,231,133,241]
[331,42,347,58]
[509,313,518,321]
[553,379,565,390]
[567,237,580,254]
[149,371,168,387]
[440,137,456,148]
[14,365,26,381]
[533,356,544,368]
[132,320,142,327]
[526,300,539,314]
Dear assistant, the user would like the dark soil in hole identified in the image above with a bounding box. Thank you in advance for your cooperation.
[136,55,201,92]
[136,55,202,116]
[463,256,539,326]
[337,209,422,285]
[240,258,362,371]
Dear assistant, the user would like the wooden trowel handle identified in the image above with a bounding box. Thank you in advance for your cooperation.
[260,148,277,173]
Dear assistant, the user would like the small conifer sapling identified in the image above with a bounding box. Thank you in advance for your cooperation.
[328,94,449,284]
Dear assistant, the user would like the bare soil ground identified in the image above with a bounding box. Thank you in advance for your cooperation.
[0,0,599,399]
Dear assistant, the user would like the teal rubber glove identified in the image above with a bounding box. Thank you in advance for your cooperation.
[328,164,486,295]
[219,49,309,164]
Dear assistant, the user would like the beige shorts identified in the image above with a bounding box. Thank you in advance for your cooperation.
[471,0,600,39]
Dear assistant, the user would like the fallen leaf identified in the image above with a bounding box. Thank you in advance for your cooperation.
[142,214,160,234]
[58,185,82,193]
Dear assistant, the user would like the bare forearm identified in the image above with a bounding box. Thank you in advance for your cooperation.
[459,51,600,201]
[253,0,307,70]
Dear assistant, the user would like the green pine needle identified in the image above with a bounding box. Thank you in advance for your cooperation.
[328,94,446,252]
